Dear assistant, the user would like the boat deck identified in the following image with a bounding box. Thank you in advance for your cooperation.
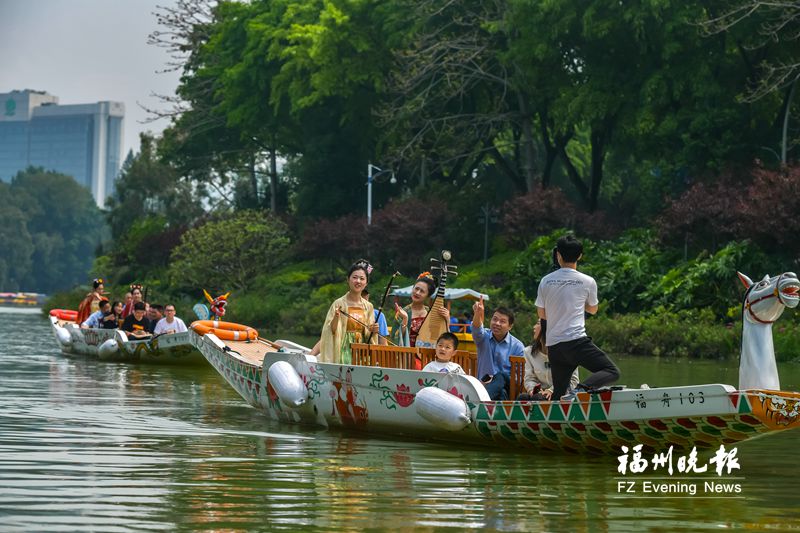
[226,339,280,366]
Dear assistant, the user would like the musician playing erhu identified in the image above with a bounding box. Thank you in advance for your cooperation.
[319,259,380,364]
[391,272,450,369]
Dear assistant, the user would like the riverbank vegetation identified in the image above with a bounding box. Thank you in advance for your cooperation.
[28,0,800,360]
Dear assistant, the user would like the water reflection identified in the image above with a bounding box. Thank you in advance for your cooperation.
[1,312,799,530]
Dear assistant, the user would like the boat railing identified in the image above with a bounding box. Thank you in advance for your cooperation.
[350,343,526,399]
[351,344,420,369]
[508,355,525,400]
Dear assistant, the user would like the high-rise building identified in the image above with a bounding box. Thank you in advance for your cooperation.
[0,89,125,207]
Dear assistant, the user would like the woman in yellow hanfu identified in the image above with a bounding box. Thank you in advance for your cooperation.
[319,259,380,364]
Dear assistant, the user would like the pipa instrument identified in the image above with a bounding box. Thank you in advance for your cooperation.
[414,250,457,348]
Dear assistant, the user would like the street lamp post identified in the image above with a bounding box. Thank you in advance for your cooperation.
[367,163,396,225]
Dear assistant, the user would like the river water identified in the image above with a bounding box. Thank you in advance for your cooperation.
[1,310,799,531]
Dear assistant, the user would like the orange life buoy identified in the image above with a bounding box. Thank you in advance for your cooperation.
[191,320,258,341]
[50,309,78,321]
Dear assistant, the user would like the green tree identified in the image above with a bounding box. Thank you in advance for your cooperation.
[169,210,291,292]
[0,186,34,290]
[2,168,105,292]
[155,0,403,218]
[106,133,202,240]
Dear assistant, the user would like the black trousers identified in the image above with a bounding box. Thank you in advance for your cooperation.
[548,336,620,400]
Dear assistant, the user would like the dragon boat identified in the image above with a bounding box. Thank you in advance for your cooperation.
[48,310,204,365]
[190,270,800,454]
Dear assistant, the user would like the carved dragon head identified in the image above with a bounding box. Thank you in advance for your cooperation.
[738,271,799,324]
[203,289,230,319]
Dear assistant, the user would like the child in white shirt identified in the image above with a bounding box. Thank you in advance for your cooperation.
[422,332,465,374]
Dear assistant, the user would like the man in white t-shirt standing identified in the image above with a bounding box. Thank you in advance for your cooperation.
[535,235,620,400]
[153,304,188,335]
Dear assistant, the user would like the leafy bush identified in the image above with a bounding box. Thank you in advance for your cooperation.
[169,210,291,292]
[104,216,187,284]
[580,229,675,313]
[741,165,800,256]
[589,309,740,359]
[590,308,800,362]
[501,187,617,248]
[640,240,769,316]
[368,197,452,273]
[297,214,367,269]
[41,287,89,316]
[298,197,453,274]
[657,164,800,258]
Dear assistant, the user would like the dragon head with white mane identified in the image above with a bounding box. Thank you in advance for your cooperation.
[738,271,799,390]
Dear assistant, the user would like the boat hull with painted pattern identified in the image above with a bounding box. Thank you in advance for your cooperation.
[191,330,800,454]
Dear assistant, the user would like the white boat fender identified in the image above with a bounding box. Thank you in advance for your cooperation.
[267,360,307,408]
[98,338,119,357]
[415,386,471,431]
[55,325,72,346]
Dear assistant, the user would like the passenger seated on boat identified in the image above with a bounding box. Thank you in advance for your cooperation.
[121,302,152,338]
[449,316,461,333]
[153,304,188,334]
[109,301,124,328]
[391,272,450,369]
[472,297,525,400]
[449,311,473,333]
[146,304,164,333]
[122,291,132,313]
[80,299,111,329]
[362,288,389,345]
[517,319,579,401]
[319,259,379,364]
[422,332,465,374]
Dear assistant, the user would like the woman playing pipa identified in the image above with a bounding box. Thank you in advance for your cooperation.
[392,269,451,369]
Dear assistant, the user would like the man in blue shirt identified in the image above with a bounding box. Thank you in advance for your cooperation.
[471,296,524,400]
[80,299,111,329]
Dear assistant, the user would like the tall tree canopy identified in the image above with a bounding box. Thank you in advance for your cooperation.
[0,168,105,293]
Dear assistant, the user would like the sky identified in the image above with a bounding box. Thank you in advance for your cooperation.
[0,0,181,156]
